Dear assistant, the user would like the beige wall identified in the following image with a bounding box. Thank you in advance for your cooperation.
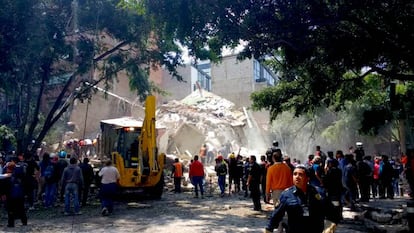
[157,65,192,104]
[211,55,254,108]
[69,74,145,140]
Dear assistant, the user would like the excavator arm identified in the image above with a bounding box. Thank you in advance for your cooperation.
[137,95,159,183]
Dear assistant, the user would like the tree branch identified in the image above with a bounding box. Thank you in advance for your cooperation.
[93,41,129,62]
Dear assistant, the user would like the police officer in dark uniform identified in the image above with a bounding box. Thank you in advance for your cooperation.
[264,165,338,233]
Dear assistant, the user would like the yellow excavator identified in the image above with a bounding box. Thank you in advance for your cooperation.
[99,95,165,198]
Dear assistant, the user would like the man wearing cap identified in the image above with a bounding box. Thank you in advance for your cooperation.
[215,155,228,197]
[264,165,339,233]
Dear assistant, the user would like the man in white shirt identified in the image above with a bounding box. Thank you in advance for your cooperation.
[98,160,120,216]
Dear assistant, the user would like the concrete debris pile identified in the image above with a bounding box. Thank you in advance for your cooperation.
[157,91,248,160]
[355,201,410,233]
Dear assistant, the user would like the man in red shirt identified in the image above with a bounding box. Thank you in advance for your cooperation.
[189,155,205,198]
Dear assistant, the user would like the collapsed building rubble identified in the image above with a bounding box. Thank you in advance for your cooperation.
[158,90,271,194]
[157,90,267,161]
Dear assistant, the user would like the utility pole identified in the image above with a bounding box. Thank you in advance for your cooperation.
[72,0,79,57]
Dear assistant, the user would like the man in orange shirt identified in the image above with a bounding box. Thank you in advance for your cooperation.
[266,149,293,207]
[171,158,184,193]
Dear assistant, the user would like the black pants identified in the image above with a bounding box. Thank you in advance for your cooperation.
[379,179,394,198]
[250,184,261,210]
[358,178,371,201]
[80,183,91,205]
[173,177,182,193]
[7,197,27,227]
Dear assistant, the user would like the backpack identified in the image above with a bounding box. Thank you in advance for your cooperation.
[44,163,55,181]
[12,162,27,180]
[10,162,26,198]
[217,163,227,176]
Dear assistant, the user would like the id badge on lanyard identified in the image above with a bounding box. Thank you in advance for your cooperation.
[302,205,310,216]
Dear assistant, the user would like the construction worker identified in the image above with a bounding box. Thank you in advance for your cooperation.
[171,158,184,193]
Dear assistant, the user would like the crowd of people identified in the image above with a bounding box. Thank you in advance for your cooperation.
[179,141,414,233]
[3,141,414,232]
[0,151,120,228]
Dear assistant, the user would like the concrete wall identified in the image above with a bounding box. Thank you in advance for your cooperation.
[211,55,254,108]
[210,55,273,146]
[158,65,193,104]
[69,73,145,140]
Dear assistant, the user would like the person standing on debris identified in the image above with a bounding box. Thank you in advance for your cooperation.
[247,155,262,211]
[189,155,205,198]
[61,157,84,215]
[199,144,208,165]
[79,157,94,206]
[171,158,184,193]
[215,155,228,197]
[264,165,339,233]
[266,150,293,207]
[98,159,120,215]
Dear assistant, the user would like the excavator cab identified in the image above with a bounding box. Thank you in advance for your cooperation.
[99,95,165,198]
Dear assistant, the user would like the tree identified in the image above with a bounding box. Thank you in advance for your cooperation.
[143,0,414,149]
[0,0,183,154]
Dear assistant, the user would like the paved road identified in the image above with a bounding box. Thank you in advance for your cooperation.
[0,192,410,232]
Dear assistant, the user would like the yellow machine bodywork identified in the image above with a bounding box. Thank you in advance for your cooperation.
[100,95,165,198]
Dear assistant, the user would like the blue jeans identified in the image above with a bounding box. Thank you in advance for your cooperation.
[218,175,226,195]
[65,183,80,213]
[192,176,204,196]
[44,182,57,207]
[100,183,117,213]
